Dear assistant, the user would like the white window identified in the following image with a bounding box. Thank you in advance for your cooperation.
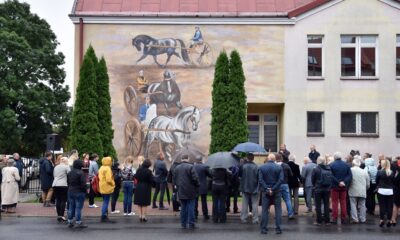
[247,114,279,152]
[397,35,400,78]
[307,35,324,78]
[341,112,379,137]
[307,112,324,136]
[341,35,378,78]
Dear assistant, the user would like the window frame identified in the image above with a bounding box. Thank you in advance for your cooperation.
[247,113,279,152]
[396,34,400,79]
[340,112,379,137]
[306,111,325,137]
[396,112,400,138]
[307,35,324,80]
[340,35,379,80]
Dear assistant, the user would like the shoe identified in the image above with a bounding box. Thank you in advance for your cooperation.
[111,210,120,214]
[57,217,67,223]
[379,220,385,227]
[314,222,322,226]
[159,207,169,210]
[75,223,88,228]
[253,221,259,225]
[261,230,268,235]
[341,219,349,225]
[241,220,247,224]
[152,205,158,209]
[330,219,337,224]
[128,212,136,216]
[351,220,359,224]
[204,215,210,220]
[234,210,239,214]
[181,225,187,229]
[288,215,295,220]
[142,218,148,222]
[325,222,331,226]
[392,221,397,227]
[88,204,99,208]
[275,228,282,234]
[67,221,74,228]
[386,221,392,228]
[100,217,115,223]
[188,225,196,230]
[124,213,128,216]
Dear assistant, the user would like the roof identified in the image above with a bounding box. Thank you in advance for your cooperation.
[71,0,328,17]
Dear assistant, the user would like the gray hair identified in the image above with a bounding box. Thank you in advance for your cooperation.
[289,154,296,162]
[333,152,342,160]
[317,156,326,165]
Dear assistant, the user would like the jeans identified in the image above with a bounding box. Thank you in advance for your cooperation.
[315,190,330,223]
[53,186,68,217]
[280,184,294,217]
[350,197,366,222]
[241,192,259,223]
[67,191,85,223]
[212,185,227,222]
[123,181,134,213]
[304,186,313,211]
[153,182,166,208]
[102,194,111,218]
[195,194,208,217]
[331,188,347,220]
[289,187,299,214]
[366,183,376,214]
[261,191,282,232]
[111,189,120,212]
[378,194,394,221]
[180,199,196,228]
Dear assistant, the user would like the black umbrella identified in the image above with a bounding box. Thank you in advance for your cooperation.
[205,152,240,169]
[232,142,266,153]
[172,144,205,163]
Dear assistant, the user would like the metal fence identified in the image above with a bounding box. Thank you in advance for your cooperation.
[20,158,41,196]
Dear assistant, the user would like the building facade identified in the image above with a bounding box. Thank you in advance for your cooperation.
[70,0,400,163]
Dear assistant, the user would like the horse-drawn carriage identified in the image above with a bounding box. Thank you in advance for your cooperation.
[123,70,201,160]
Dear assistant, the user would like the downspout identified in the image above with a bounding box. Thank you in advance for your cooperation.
[79,17,84,66]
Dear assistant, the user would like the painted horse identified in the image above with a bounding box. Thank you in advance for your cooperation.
[132,34,191,68]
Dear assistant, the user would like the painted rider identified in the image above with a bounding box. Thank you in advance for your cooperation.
[190,26,203,48]
[139,95,157,128]
[137,70,148,93]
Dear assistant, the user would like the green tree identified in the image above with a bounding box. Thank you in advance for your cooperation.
[0,0,70,155]
[96,57,116,159]
[69,48,103,156]
[209,51,230,154]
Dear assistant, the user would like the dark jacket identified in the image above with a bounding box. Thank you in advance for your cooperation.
[309,151,320,163]
[154,159,168,183]
[193,163,211,195]
[173,162,200,200]
[239,161,259,194]
[376,169,395,190]
[311,164,332,192]
[67,160,86,193]
[14,159,24,179]
[258,161,283,192]
[211,168,230,188]
[112,163,122,190]
[287,161,301,188]
[39,158,54,190]
[167,162,180,185]
[279,149,290,163]
[329,159,352,188]
[278,162,293,184]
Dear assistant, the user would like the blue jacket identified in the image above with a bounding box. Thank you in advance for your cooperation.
[192,30,203,41]
[258,161,283,192]
[15,159,24,178]
[308,151,320,163]
[193,163,211,195]
[329,159,352,188]
[154,159,168,183]
[39,158,54,190]
[139,104,149,122]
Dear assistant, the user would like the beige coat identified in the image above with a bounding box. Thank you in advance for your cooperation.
[349,166,370,198]
[1,166,20,205]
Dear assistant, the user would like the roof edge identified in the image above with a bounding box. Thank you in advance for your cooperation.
[288,0,331,18]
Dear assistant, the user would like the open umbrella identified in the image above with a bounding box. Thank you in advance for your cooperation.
[232,142,266,153]
[205,152,240,169]
[172,144,205,163]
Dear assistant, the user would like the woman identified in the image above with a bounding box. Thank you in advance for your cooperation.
[121,156,136,216]
[391,156,400,226]
[99,157,115,222]
[68,149,79,166]
[67,159,87,228]
[134,159,153,222]
[211,167,230,223]
[110,161,122,214]
[1,158,20,213]
[376,158,395,227]
[53,157,70,222]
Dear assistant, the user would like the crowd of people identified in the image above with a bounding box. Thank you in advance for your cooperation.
[1,144,400,234]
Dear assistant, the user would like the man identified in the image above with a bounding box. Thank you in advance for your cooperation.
[167,160,181,212]
[276,154,295,219]
[348,156,370,223]
[39,151,54,207]
[13,153,23,189]
[308,145,320,164]
[301,157,316,213]
[239,153,259,224]
[312,156,333,225]
[67,159,88,228]
[287,155,301,215]
[259,154,284,234]
[329,152,352,224]
[137,69,148,93]
[279,144,290,163]
[173,154,200,229]
[193,155,211,220]
[190,26,203,47]
[139,95,151,123]
[364,153,377,215]
[153,153,168,210]
[226,165,239,213]
[88,153,99,208]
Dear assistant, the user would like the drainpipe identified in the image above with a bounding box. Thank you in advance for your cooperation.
[79,17,84,66]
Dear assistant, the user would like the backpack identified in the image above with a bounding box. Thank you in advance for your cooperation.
[319,166,333,188]
[121,166,133,181]
[91,174,100,194]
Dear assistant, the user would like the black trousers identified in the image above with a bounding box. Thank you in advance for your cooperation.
[88,183,96,205]
[111,188,120,212]
[226,183,239,212]
[153,182,166,207]
[366,183,377,214]
[195,194,209,217]
[53,186,68,217]
[378,194,393,221]
[212,185,227,222]
[315,190,330,223]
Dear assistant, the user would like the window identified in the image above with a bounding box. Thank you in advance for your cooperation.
[341,112,378,137]
[397,112,400,137]
[307,112,324,136]
[308,35,323,78]
[247,114,278,152]
[397,35,400,78]
[341,35,378,78]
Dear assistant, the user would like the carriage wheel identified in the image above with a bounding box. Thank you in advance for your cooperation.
[188,42,213,67]
[124,119,143,157]
[124,85,138,116]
